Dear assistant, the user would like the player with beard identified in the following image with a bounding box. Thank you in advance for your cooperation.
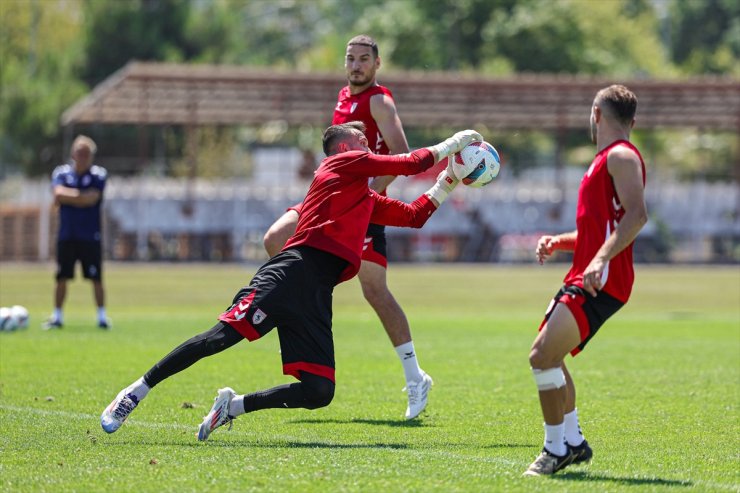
[524,85,647,476]
[263,35,432,420]
[101,122,484,440]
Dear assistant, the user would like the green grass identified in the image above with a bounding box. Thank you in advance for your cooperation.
[0,262,738,492]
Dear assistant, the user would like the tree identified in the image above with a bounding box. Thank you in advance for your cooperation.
[82,0,192,86]
[667,0,740,75]
[0,0,87,175]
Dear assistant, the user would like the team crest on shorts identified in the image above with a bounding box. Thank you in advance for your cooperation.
[252,309,267,325]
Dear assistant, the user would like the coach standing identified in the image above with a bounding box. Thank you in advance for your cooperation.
[44,135,110,330]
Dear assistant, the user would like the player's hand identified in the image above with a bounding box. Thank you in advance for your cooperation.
[431,130,484,159]
[582,258,606,297]
[425,163,460,206]
[535,235,556,264]
[448,130,484,154]
[436,165,459,193]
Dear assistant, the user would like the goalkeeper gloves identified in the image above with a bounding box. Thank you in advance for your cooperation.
[425,163,459,205]
[429,129,483,160]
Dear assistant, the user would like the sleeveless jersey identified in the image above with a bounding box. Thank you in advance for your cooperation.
[563,140,646,303]
[332,84,393,156]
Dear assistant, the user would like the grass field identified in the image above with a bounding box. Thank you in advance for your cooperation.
[0,262,738,492]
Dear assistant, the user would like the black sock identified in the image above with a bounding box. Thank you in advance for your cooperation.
[243,372,334,412]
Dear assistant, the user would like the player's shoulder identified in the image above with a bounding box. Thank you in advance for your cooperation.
[370,84,394,99]
[90,165,108,179]
[607,142,641,166]
[606,141,644,179]
[51,163,73,179]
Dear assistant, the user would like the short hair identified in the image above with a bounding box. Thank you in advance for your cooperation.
[347,34,378,58]
[595,85,638,127]
[72,135,97,155]
[322,121,366,156]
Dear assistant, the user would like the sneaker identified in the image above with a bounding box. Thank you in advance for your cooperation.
[523,448,574,476]
[569,440,593,465]
[42,318,63,330]
[197,387,236,441]
[98,319,111,330]
[404,371,433,420]
[101,390,139,433]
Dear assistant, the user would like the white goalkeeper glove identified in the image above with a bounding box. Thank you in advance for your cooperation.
[429,129,483,160]
[425,163,460,205]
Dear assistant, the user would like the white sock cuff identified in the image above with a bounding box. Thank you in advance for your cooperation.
[230,395,246,417]
[395,341,422,382]
[395,341,416,357]
[130,376,151,401]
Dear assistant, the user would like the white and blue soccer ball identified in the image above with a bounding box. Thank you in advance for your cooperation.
[0,305,29,331]
[452,140,501,188]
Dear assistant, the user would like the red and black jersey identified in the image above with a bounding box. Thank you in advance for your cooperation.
[564,140,646,302]
[283,149,437,282]
[333,84,393,156]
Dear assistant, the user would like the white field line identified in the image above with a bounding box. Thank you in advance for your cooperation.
[0,403,517,466]
[2,403,737,491]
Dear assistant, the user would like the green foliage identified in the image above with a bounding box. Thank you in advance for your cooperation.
[484,0,674,76]
[0,0,87,175]
[1,0,738,177]
[0,264,738,491]
[668,0,740,75]
[81,0,192,85]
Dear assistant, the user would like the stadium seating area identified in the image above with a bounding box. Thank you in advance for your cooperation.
[2,174,736,263]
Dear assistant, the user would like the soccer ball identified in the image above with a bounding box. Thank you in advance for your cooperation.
[0,307,18,331]
[451,140,501,187]
[0,305,29,331]
[10,305,29,329]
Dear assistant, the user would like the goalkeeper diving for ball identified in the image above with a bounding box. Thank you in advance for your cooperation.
[101,122,483,440]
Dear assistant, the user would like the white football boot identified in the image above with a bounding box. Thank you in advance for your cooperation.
[404,371,433,420]
[197,387,236,441]
[101,389,139,433]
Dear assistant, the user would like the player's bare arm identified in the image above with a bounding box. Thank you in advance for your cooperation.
[54,185,101,207]
[369,93,410,193]
[582,147,648,296]
[536,231,577,264]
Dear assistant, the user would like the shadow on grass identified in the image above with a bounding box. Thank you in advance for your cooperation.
[482,443,533,449]
[286,418,429,428]
[104,439,408,450]
[554,470,692,487]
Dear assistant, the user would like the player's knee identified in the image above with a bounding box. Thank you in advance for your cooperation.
[531,367,566,391]
[360,278,389,305]
[529,345,565,370]
[301,375,335,409]
[528,348,544,369]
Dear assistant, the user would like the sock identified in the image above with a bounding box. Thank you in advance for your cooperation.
[564,408,585,446]
[230,395,246,418]
[97,307,107,322]
[395,341,422,383]
[127,377,151,402]
[544,422,567,456]
[53,308,63,323]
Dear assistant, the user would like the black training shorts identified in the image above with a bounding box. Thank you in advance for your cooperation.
[539,284,624,356]
[362,223,387,267]
[56,240,103,281]
[219,246,347,382]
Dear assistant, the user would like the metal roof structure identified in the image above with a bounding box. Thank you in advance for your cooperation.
[62,61,740,130]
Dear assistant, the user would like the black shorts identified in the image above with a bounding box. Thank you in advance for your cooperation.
[539,285,624,356]
[56,240,103,281]
[362,223,387,267]
[219,246,347,382]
